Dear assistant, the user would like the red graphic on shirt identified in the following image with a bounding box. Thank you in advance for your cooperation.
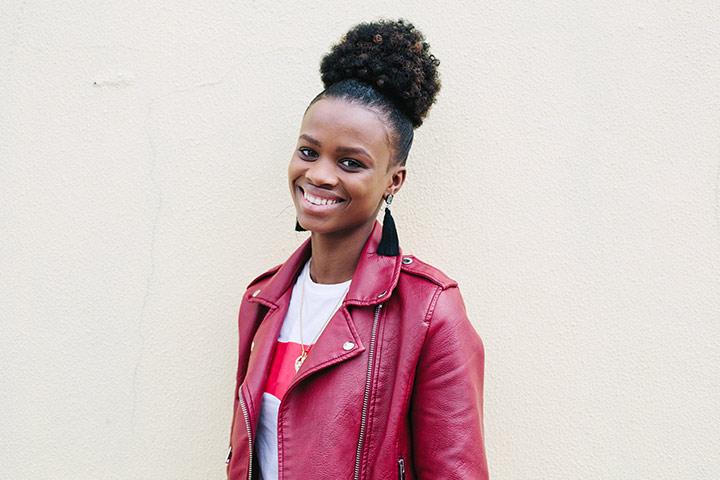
[264,341,313,400]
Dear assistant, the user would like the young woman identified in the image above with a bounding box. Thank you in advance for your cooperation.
[226,18,488,480]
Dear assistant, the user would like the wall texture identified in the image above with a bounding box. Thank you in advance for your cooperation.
[2,2,719,479]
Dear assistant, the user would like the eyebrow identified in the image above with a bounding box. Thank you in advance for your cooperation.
[299,134,373,160]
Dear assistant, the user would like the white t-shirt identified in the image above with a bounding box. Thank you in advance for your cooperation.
[255,258,351,480]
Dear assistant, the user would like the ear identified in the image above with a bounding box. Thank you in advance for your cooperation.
[386,165,407,197]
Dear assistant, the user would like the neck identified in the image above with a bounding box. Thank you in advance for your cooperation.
[308,220,375,284]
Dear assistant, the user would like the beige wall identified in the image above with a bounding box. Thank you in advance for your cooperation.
[2,2,719,478]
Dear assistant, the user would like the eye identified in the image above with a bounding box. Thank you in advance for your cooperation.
[298,147,318,159]
[339,158,365,170]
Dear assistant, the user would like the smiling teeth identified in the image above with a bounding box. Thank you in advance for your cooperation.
[303,190,341,206]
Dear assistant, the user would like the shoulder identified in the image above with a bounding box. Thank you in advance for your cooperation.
[398,253,458,291]
[399,255,475,331]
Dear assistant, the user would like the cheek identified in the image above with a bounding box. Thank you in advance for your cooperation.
[347,176,384,210]
[288,157,303,180]
[288,160,303,197]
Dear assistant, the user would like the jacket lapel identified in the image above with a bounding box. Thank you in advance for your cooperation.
[241,291,289,423]
[242,220,403,421]
[285,305,366,393]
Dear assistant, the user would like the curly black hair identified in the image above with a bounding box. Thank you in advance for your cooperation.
[307,18,441,166]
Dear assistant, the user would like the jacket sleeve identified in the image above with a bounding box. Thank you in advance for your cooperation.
[410,285,489,479]
[226,302,243,476]
[227,298,253,476]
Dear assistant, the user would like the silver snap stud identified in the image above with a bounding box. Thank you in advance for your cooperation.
[251,289,261,297]
[342,341,355,351]
[402,257,413,265]
[377,290,387,298]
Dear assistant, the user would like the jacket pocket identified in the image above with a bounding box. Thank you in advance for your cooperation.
[398,456,406,480]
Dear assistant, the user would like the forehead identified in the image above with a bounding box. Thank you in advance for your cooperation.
[300,98,391,158]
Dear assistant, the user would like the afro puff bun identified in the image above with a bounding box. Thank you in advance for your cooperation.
[319,18,441,128]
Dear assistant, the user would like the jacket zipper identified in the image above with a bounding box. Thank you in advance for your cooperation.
[398,457,406,479]
[238,389,253,480]
[353,303,383,480]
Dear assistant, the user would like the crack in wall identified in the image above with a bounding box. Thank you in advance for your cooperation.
[131,96,162,435]
[715,157,720,236]
[130,79,226,434]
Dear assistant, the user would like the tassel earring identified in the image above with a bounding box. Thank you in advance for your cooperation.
[377,194,399,256]
[295,219,306,231]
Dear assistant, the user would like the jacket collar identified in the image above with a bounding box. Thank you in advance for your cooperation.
[250,220,402,307]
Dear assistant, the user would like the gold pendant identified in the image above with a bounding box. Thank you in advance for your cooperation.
[295,351,307,372]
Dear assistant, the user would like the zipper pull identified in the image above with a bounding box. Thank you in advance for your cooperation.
[225,445,232,464]
[398,457,405,479]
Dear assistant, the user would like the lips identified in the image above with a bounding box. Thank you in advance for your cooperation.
[298,186,346,208]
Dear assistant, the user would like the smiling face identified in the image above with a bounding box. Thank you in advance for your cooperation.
[289,97,406,237]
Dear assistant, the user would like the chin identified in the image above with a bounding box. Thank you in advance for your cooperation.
[298,215,375,239]
[296,216,335,234]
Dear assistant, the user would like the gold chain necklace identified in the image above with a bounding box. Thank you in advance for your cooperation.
[295,263,350,372]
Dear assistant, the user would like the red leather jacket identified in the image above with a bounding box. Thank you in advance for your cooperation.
[227,221,488,479]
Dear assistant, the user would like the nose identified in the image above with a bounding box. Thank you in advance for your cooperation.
[304,157,338,187]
